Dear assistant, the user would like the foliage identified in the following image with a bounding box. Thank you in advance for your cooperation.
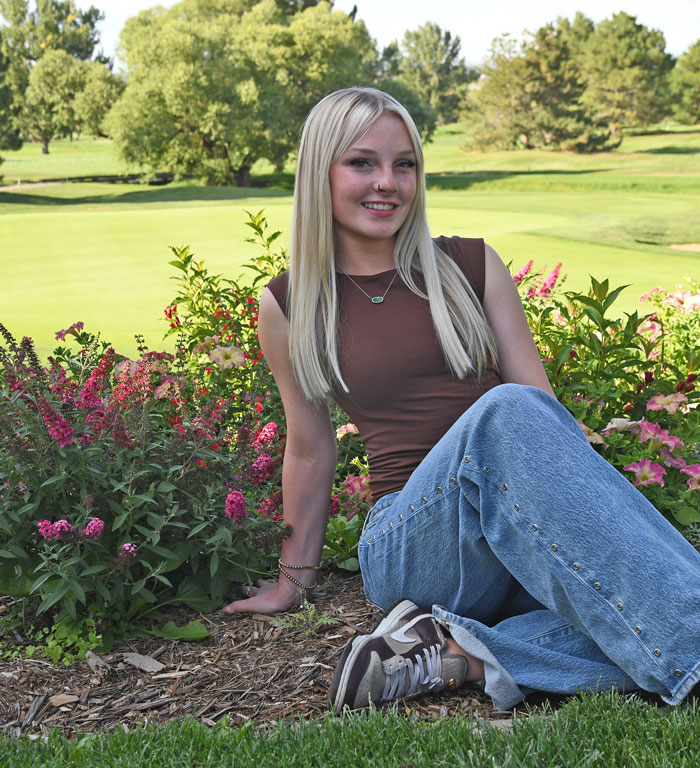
[515,263,700,528]
[579,12,673,133]
[73,60,124,139]
[22,48,84,152]
[107,0,376,185]
[0,28,21,170]
[372,78,436,142]
[0,0,105,136]
[396,22,476,124]
[0,316,290,658]
[465,26,617,152]
[163,210,287,421]
[671,39,700,124]
[271,600,338,635]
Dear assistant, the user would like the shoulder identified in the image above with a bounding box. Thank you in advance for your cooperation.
[433,235,486,304]
[265,271,289,317]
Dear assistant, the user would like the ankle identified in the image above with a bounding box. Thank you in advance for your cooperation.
[446,638,485,682]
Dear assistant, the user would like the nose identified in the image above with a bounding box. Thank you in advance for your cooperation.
[374,165,397,193]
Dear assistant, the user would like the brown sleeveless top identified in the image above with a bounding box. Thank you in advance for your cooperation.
[266,236,502,500]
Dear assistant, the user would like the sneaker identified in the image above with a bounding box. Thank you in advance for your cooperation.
[328,599,468,710]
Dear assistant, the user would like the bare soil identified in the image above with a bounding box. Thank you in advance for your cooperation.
[0,572,518,738]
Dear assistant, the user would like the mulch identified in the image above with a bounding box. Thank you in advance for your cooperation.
[0,572,522,738]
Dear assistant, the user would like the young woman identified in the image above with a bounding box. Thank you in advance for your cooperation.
[224,87,700,711]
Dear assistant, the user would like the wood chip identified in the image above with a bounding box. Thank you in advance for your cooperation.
[49,694,79,707]
[123,654,166,673]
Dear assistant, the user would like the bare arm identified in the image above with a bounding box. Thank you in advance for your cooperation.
[482,244,555,397]
[223,288,337,614]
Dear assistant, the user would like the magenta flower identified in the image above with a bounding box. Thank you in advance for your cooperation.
[76,348,115,410]
[251,453,274,483]
[253,421,278,449]
[646,393,688,415]
[82,517,104,540]
[660,447,686,470]
[37,520,57,540]
[119,543,137,558]
[681,465,700,492]
[624,460,667,488]
[537,262,562,297]
[637,421,684,452]
[336,423,359,441]
[225,490,247,522]
[37,397,74,447]
[55,321,84,341]
[329,493,341,517]
[512,260,533,285]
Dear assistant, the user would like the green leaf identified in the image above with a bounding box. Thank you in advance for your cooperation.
[148,620,211,642]
[338,557,360,571]
[210,551,220,578]
[156,481,177,493]
[0,549,17,559]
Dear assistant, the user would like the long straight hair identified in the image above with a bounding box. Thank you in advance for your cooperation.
[288,87,497,401]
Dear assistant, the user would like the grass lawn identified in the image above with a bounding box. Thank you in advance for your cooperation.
[2,694,699,767]
[1,127,699,358]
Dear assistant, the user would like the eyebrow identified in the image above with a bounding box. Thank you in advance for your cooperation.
[348,146,416,156]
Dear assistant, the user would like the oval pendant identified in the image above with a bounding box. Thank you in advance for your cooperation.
[371,296,384,304]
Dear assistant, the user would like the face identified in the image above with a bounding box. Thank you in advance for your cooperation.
[329,113,417,264]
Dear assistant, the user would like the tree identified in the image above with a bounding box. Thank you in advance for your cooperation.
[0,31,21,175]
[579,12,673,132]
[398,22,476,123]
[22,47,84,152]
[671,39,700,124]
[73,60,123,137]
[107,0,376,185]
[465,27,617,152]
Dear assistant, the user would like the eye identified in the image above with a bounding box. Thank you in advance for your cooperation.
[396,159,416,170]
[349,158,371,168]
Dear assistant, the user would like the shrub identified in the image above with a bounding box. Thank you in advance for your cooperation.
[516,265,699,528]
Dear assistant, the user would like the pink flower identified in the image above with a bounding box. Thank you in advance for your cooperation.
[250,453,275,483]
[76,348,115,410]
[681,465,700,492]
[37,397,74,447]
[577,420,606,446]
[660,447,687,470]
[208,345,245,371]
[55,321,84,341]
[663,290,700,313]
[329,493,341,517]
[336,423,359,440]
[637,421,684,452]
[646,393,688,415]
[119,543,137,558]
[512,260,533,285]
[225,490,247,522]
[253,422,278,449]
[537,262,562,297]
[37,520,57,540]
[82,517,104,540]
[623,460,667,488]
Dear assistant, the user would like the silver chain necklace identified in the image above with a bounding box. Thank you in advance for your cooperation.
[344,271,398,304]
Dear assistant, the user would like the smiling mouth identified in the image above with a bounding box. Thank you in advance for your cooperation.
[362,202,397,211]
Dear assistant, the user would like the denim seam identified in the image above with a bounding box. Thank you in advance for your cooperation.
[519,519,669,673]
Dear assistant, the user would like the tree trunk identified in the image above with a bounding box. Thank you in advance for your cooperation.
[234,165,251,187]
[41,137,49,154]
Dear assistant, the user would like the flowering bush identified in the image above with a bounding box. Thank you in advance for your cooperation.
[0,324,287,654]
[163,210,287,423]
[515,265,699,528]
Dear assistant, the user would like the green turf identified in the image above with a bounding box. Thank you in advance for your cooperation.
[1,130,699,359]
[2,694,699,767]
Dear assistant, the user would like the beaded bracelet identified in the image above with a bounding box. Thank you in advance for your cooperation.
[278,564,316,605]
[278,559,321,571]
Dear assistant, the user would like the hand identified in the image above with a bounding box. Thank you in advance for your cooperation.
[222,578,304,615]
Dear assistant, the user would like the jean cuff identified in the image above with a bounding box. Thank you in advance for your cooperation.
[433,604,530,711]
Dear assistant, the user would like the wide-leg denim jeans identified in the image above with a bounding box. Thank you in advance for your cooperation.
[358,384,700,710]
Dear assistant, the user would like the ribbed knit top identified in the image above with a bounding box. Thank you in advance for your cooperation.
[266,236,501,500]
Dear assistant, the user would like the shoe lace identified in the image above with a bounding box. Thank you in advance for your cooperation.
[382,644,443,701]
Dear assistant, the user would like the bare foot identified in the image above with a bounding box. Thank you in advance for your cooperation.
[223,579,302,615]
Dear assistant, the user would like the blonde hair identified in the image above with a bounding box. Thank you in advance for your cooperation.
[288,86,497,401]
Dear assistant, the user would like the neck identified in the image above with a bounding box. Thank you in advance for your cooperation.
[334,236,396,276]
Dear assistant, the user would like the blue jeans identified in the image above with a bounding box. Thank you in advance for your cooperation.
[358,384,700,710]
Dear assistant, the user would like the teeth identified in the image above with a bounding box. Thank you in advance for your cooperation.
[363,203,395,211]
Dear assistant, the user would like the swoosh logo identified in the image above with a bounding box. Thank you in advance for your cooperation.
[389,613,433,644]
